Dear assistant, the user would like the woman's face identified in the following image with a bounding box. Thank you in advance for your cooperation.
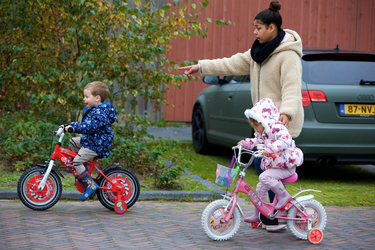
[253,19,276,44]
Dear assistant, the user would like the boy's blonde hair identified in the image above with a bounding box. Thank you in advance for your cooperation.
[84,81,109,102]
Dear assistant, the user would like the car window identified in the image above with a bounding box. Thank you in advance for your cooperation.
[302,60,375,85]
[242,75,250,83]
[223,75,246,84]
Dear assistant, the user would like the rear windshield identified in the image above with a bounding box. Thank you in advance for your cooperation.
[302,60,375,85]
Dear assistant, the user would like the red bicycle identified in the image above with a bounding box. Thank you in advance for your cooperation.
[17,126,140,214]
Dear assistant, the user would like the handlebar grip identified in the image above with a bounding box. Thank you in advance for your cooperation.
[270,153,277,159]
[67,127,74,133]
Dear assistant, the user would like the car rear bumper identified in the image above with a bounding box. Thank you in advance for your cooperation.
[295,122,375,162]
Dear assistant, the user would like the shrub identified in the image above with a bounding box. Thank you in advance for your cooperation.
[0,112,188,186]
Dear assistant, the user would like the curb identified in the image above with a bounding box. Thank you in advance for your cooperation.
[0,189,220,201]
[0,170,224,202]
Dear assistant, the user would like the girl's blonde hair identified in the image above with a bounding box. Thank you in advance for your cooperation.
[248,117,259,127]
[84,81,109,102]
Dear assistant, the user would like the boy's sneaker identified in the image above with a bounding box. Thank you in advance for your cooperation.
[266,224,287,231]
[251,221,266,229]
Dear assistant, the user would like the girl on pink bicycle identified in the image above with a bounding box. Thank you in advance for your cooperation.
[238,98,303,223]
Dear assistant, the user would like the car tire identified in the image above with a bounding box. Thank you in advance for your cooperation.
[192,106,211,154]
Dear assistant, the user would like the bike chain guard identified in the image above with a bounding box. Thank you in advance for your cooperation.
[260,214,278,226]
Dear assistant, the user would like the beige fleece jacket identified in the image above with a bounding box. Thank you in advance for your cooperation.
[199,29,304,138]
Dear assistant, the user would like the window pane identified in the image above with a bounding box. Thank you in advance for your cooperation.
[302,60,375,85]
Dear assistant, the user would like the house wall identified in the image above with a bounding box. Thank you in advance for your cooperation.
[164,0,375,122]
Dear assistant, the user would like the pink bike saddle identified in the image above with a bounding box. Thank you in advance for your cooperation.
[281,173,298,183]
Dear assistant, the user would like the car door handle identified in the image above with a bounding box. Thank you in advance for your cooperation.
[228,93,233,101]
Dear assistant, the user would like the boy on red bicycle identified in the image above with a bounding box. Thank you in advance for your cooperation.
[238,98,303,224]
[62,81,117,201]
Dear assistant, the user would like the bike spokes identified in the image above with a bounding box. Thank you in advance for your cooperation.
[293,206,321,232]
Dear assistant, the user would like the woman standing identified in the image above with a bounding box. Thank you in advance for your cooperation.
[179,0,304,231]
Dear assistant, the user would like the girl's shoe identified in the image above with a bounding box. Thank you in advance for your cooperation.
[76,171,99,201]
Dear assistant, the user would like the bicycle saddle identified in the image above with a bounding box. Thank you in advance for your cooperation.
[281,173,298,183]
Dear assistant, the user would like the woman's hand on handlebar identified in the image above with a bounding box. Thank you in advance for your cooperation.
[178,65,199,77]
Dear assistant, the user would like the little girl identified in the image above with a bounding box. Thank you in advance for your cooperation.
[238,98,303,223]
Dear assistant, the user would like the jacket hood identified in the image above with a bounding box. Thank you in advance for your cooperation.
[244,98,279,134]
[85,102,117,124]
[99,102,117,124]
[271,29,303,58]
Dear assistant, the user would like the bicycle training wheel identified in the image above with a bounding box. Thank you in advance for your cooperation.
[17,166,62,210]
[97,167,140,211]
[201,199,241,241]
[308,228,324,244]
[287,199,327,240]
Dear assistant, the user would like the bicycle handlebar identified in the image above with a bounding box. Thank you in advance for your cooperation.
[232,144,277,167]
[56,127,64,136]
[55,125,74,136]
[56,125,74,136]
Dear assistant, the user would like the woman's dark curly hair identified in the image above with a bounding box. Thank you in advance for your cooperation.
[255,1,282,31]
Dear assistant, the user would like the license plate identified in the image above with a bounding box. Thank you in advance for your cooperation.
[340,104,375,116]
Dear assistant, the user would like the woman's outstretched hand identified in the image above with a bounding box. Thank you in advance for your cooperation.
[178,65,199,77]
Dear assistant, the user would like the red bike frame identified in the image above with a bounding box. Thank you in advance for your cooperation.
[51,142,126,201]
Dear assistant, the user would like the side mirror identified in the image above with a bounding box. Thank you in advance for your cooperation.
[203,76,220,85]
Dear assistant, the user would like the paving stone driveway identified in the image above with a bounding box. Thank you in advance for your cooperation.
[1,200,375,250]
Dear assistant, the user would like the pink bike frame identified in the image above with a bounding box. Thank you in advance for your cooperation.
[223,171,311,224]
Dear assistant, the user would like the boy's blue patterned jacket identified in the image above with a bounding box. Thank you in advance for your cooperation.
[70,102,117,158]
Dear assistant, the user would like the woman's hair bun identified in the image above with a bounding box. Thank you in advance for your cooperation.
[268,0,281,12]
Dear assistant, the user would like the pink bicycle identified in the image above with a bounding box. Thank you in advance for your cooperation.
[201,144,327,244]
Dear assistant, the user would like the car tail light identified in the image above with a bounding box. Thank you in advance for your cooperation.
[301,90,327,107]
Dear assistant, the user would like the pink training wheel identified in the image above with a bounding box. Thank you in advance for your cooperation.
[114,200,127,214]
[308,228,323,244]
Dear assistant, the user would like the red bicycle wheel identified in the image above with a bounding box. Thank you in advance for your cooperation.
[308,228,323,244]
[17,166,62,211]
[114,200,128,214]
[104,176,133,202]
[26,175,55,203]
[97,167,140,211]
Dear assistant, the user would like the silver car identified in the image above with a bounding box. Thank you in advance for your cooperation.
[192,48,375,164]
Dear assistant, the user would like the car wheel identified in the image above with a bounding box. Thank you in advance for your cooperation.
[192,106,211,154]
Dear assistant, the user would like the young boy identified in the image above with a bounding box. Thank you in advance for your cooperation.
[63,81,117,201]
[238,98,303,223]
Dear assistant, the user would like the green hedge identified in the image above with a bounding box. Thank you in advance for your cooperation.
[0,112,188,186]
